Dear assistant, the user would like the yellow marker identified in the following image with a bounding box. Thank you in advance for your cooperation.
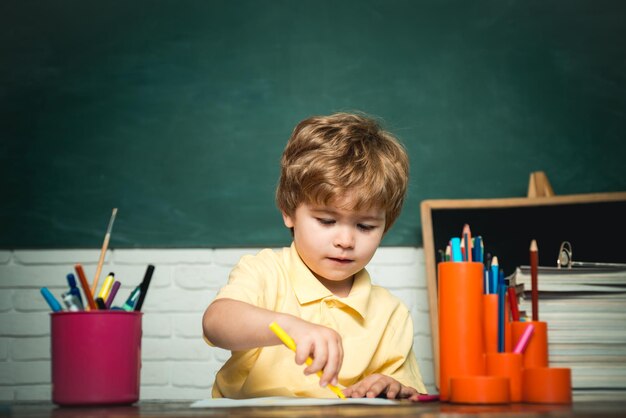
[97,274,115,300]
[269,321,346,399]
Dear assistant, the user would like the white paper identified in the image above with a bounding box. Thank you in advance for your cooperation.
[190,396,399,408]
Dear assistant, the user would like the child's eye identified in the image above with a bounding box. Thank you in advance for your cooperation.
[357,224,376,231]
[317,218,335,226]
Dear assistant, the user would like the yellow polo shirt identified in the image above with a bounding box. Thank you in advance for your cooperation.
[208,243,426,398]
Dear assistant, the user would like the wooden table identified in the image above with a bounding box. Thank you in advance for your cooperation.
[2,400,626,418]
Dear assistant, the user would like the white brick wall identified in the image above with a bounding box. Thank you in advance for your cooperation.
[0,247,435,401]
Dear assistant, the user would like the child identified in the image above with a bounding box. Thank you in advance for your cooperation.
[202,112,427,399]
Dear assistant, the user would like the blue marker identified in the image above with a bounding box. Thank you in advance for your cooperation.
[122,285,141,311]
[66,273,83,306]
[450,237,463,262]
[40,287,63,312]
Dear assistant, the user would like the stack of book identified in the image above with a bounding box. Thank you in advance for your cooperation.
[510,265,626,400]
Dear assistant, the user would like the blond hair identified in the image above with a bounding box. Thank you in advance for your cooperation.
[276,112,409,232]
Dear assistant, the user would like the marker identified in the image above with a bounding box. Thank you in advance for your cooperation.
[105,281,121,309]
[513,324,535,354]
[134,264,154,312]
[95,297,107,310]
[97,273,115,301]
[417,394,440,402]
[40,288,63,312]
[62,292,83,311]
[269,322,346,399]
[66,273,83,306]
[122,286,141,311]
[450,238,462,262]
[75,264,97,310]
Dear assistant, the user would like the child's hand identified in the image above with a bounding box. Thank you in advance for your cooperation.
[283,318,344,388]
[343,374,420,400]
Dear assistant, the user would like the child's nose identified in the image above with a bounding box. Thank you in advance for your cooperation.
[333,226,355,249]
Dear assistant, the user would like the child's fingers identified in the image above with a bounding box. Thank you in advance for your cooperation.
[318,339,341,387]
[303,341,328,375]
[295,339,314,366]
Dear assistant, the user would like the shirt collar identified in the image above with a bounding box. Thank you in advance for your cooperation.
[288,243,372,319]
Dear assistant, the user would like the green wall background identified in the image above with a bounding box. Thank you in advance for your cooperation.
[2,0,625,248]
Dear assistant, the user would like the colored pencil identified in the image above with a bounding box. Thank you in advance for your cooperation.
[513,324,535,354]
[507,286,520,321]
[462,224,472,262]
[490,256,499,295]
[530,240,539,321]
[498,269,505,352]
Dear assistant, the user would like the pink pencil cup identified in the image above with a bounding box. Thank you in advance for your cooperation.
[51,311,142,406]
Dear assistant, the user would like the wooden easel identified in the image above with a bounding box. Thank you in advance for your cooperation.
[527,171,554,198]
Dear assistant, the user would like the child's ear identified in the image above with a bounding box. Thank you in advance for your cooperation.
[282,211,295,228]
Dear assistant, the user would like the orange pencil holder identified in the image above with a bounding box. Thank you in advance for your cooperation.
[523,367,572,404]
[486,352,523,402]
[484,295,512,354]
[483,294,498,354]
[438,261,485,401]
[449,376,510,404]
[511,321,548,368]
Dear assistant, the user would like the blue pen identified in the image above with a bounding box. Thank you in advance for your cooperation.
[40,287,63,312]
[66,273,83,306]
[450,237,463,262]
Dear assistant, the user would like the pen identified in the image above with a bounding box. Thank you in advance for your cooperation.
[75,264,97,310]
[40,287,63,312]
[134,264,154,311]
[269,321,346,399]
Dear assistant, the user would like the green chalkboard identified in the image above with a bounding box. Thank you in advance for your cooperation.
[1,0,626,248]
